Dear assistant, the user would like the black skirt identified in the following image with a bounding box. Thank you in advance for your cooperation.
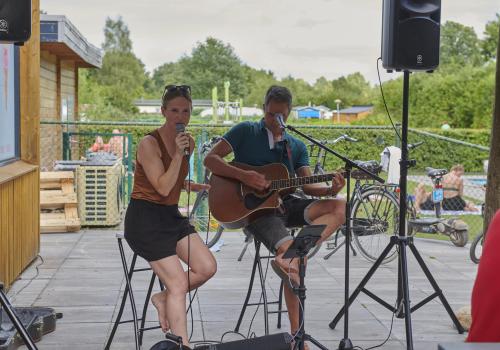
[124,198,196,262]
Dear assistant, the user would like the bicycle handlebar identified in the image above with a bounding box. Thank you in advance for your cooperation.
[408,141,424,150]
[308,134,358,147]
[342,134,358,142]
[200,136,222,154]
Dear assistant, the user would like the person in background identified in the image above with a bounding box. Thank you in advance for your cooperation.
[109,129,126,158]
[89,135,105,153]
[467,209,500,342]
[414,164,479,212]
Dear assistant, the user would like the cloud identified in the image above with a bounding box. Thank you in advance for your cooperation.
[40,0,499,83]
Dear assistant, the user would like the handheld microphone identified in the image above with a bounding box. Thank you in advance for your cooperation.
[175,123,190,157]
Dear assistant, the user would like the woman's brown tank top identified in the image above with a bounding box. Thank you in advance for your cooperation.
[131,129,188,205]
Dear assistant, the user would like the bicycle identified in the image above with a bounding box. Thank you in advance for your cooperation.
[323,160,402,264]
[470,204,484,264]
[470,184,486,264]
[302,134,402,264]
[188,136,224,248]
[407,167,469,247]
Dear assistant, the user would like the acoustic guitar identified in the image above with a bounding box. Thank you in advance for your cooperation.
[208,162,341,229]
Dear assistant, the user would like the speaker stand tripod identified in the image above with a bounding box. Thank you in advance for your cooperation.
[0,282,38,350]
[328,71,464,350]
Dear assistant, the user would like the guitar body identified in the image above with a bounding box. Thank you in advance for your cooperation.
[209,162,291,229]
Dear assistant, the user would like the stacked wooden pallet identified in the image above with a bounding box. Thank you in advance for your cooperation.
[40,171,81,233]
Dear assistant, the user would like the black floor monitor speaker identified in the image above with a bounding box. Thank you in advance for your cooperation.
[0,0,32,44]
[381,0,441,72]
[151,332,293,350]
[197,333,292,350]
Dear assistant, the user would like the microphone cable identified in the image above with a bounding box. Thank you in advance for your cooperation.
[185,139,198,344]
[377,57,402,143]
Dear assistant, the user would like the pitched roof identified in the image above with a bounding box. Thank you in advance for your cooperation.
[339,105,374,114]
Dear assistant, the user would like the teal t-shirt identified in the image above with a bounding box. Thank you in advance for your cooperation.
[222,119,309,175]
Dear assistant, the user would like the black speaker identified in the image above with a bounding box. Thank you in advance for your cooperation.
[381,0,441,72]
[151,332,293,350]
[0,0,32,44]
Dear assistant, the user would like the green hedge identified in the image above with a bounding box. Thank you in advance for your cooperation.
[75,123,490,173]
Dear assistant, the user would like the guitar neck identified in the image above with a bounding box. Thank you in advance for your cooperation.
[270,173,336,191]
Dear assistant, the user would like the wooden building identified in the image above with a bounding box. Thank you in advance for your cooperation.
[0,0,41,289]
[0,5,101,288]
[39,14,101,169]
[334,105,374,123]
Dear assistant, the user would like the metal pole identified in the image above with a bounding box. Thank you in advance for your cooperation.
[224,81,230,122]
[212,87,218,123]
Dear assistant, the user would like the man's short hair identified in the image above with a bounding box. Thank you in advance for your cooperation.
[264,85,292,111]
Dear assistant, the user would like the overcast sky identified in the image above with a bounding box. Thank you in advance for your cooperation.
[41,0,499,84]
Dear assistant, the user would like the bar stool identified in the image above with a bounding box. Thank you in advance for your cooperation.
[234,231,286,335]
[105,232,164,350]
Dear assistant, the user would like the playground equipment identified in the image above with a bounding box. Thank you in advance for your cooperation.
[211,81,243,123]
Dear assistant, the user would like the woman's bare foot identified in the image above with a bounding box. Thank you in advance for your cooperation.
[151,292,169,332]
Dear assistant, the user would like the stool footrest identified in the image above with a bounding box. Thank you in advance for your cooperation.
[118,318,145,325]
[245,301,281,306]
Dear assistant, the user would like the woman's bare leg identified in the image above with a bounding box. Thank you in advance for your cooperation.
[175,233,217,289]
[149,256,190,346]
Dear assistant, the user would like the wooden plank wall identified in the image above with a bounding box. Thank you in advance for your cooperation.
[39,57,77,169]
[0,170,40,287]
[0,0,41,289]
[40,51,60,170]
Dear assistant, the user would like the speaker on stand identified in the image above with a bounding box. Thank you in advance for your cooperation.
[0,0,32,44]
[329,1,465,350]
[381,0,441,72]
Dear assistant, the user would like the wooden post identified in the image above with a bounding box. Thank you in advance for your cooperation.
[484,25,500,232]
[19,0,40,165]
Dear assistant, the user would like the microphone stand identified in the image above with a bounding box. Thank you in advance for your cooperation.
[279,119,384,350]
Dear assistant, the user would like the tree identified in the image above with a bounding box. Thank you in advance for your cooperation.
[440,21,483,67]
[151,62,186,94]
[181,37,248,99]
[481,13,500,61]
[102,16,132,53]
[330,72,374,108]
[88,17,148,114]
[244,67,278,107]
[484,24,500,232]
[96,51,148,112]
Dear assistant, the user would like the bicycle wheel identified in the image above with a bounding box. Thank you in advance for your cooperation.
[470,232,484,264]
[351,187,400,264]
[189,190,224,248]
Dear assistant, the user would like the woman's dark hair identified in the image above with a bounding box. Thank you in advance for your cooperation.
[161,85,192,108]
[264,85,292,110]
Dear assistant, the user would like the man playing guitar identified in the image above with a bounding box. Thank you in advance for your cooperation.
[204,85,346,344]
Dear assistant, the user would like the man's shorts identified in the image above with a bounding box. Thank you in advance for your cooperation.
[244,194,317,253]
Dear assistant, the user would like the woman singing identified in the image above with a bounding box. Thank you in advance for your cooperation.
[124,85,217,348]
